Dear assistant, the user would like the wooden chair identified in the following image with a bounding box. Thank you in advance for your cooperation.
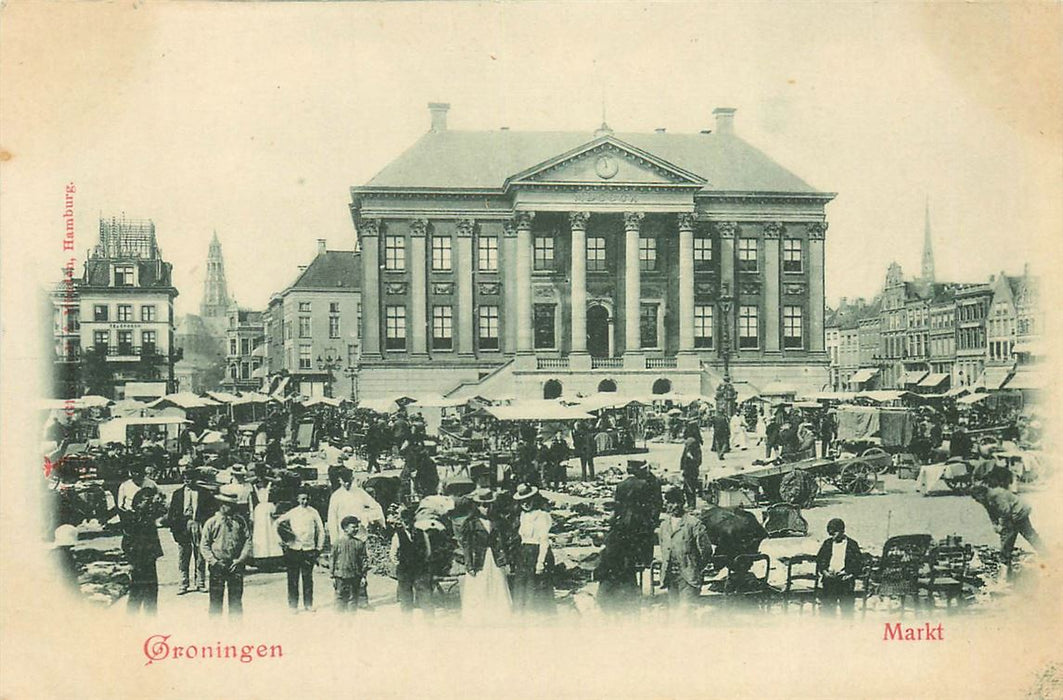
[726,553,779,609]
[780,553,819,611]
[864,534,933,611]
[917,543,974,608]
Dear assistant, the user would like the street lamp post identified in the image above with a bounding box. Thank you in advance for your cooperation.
[316,350,343,399]
[716,296,737,417]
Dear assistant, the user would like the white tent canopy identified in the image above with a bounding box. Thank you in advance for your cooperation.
[149,392,219,410]
[484,400,594,422]
[957,392,992,404]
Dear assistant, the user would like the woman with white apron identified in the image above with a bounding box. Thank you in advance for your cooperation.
[459,488,511,622]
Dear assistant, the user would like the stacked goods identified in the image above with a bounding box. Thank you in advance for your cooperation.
[364,531,393,577]
[74,548,131,606]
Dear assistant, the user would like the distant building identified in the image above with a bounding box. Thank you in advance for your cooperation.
[263,240,361,398]
[201,231,235,319]
[71,216,178,399]
[954,283,992,388]
[221,309,265,392]
[174,233,237,393]
[825,296,879,391]
[927,287,956,377]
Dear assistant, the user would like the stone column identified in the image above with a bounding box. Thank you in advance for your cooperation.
[358,218,381,359]
[763,221,782,352]
[569,211,590,370]
[502,220,518,353]
[623,211,645,369]
[677,213,696,362]
[515,212,534,354]
[808,222,827,352]
[409,219,428,356]
[456,219,475,356]
[717,221,737,357]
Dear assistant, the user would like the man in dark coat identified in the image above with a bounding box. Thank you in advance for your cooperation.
[574,422,596,481]
[166,469,212,594]
[711,411,730,460]
[679,435,702,508]
[612,460,661,572]
[123,487,166,615]
[818,412,836,458]
[815,517,863,615]
[949,426,973,459]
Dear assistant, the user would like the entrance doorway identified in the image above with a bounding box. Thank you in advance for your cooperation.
[587,304,610,357]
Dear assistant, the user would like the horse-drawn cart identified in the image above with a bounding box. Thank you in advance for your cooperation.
[704,450,890,508]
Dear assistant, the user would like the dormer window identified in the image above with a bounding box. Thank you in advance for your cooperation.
[115,265,135,287]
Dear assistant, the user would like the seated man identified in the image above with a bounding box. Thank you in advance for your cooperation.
[815,518,862,615]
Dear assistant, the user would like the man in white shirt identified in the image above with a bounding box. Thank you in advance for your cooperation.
[275,488,325,612]
[815,518,863,615]
[327,469,385,544]
[117,464,158,529]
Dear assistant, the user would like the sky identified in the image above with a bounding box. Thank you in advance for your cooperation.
[3,2,1060,316]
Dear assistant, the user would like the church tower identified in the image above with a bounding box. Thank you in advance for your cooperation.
[920,196,936,284]
[200,231,232,318]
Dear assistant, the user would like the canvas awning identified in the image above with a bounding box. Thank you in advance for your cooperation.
[123,382,168,399]
[270,376,291,399]
[958,392,992,404]
[900,370,928,386]
[978,367,1013,390]
[849,368,878,384]
[857,390,915,403]
[148,392,219,410]
[1004,369,1045,391]
[732,381,761,404]
[942,386,969,398]
[1011,340,1044,356]
[808,391,860,402]
[484,400,594,422]
[576,394,646,413]
[357,398,399,414]
[918,373,949,388]
[760,382,796,396]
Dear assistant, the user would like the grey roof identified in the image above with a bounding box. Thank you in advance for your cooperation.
[361,130,824,194]
[291,250,360,291]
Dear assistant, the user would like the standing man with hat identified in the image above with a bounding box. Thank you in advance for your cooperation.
[679,431,703,509]
[166,468,209,594]
[606,460,662,601]
[274,487,325,613]
[659,486,711,607]
[200,491,252,616]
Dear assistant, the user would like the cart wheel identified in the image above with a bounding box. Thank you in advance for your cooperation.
[779,470,818,508]
[944,474,973,494]
[837,460,878,495]
[861,447,891,474]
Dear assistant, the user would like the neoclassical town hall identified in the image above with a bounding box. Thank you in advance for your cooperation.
[350,104,833,400]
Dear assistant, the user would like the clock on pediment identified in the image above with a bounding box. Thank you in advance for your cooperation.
[594,154,619,180]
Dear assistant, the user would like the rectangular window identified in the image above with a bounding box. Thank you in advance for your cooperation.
[640,303,658,348]
[117,330,133,353]
[298,301,311,313]
[693,237,712,271]
[384,236,406,271]
[738,238,758,272]
[739,305,759,349]
[432,306,453,350]
[299,344,312,370]
[116,304,133,322]
[478,305,500,350]
[93,330,109,349]
[431,236,452,271]
[533,236,555,271]
[329,315,340,339]
[783,239,803,273]
[141,305,156,322]
[329,302,340,314]
[241,362,251,380]
[229,339,238,356]
[478,236,498,272]
[533,304,556,349]
[783,305,804,349]
[114,265,134,286]
[241,338,251,355]
[385,306,406,350]
[587,237,607,272]
[694,305,714,348]
[299,316,311,338]
[141,331,157,353]
[93,304,109,322]
[284,320,292,340]
[639,237,657,272]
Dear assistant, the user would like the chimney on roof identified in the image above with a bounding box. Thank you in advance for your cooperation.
[317,239,327,255]
[428,102,450,131]
[655,128,666,134]
[713,107,736,135]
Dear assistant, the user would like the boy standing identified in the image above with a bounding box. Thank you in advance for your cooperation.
[815,518,863,615]
[331,515,368,612]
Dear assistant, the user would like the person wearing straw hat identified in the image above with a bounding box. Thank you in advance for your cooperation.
[511,484,555,614]
[200,491,252,616]
[459,488,512,620]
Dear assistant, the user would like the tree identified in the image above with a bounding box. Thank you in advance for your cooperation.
[79,347,114,398]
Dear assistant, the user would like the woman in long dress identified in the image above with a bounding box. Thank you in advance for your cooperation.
[511,484,555,614]
[730,411,748,450]
[249,469,284,566]
[459,488,511,621]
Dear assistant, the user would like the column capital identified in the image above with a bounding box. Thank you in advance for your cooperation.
[623,211,645,232]
[715,221,737,239]
[409,218,428,237]
[515,211,535,232]
[502,219,518,238]
[357,218,381,238]
[677,213,697,232]
[456,218,475,238]
[808,222,828,240]
[568,211,590,231]
[763,221,784,239]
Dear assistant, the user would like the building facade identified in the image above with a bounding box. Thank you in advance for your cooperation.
[263,241,361,398]
[350,104,834,399]
[954,284,991,388]
[221,309,266,392]
[73,216,178,398]
[927,288,956,377]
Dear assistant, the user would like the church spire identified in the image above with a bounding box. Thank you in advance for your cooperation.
[201,230,232,318]
[921,196,936,284]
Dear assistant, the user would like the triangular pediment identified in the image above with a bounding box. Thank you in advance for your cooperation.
[506,137,706,189]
